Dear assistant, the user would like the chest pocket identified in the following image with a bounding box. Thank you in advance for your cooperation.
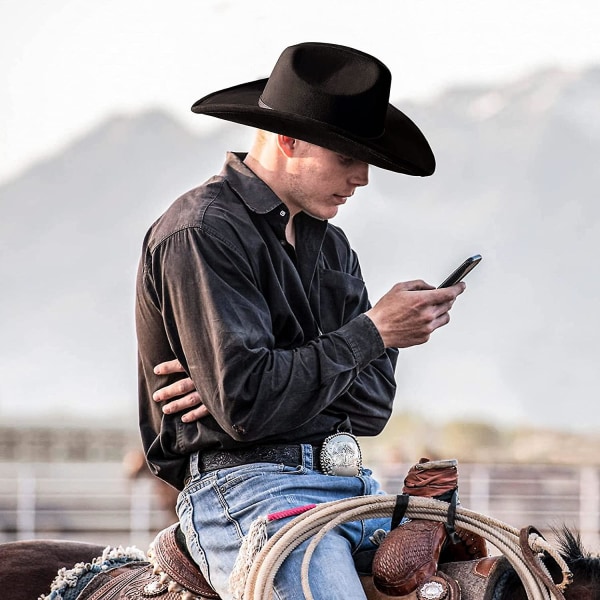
[316,268,369,333]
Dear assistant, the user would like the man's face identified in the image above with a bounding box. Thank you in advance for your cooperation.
[282,142,369,220]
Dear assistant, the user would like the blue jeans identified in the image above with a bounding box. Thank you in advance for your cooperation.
[177,445,390,600]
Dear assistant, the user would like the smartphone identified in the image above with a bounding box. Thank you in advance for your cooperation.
[437,254,482,288]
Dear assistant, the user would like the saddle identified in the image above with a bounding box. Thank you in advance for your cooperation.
[371,458,489,599]
[76,524,219,600]
[70,458,486,600]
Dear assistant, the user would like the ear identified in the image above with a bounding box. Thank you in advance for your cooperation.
[277,135,297,158]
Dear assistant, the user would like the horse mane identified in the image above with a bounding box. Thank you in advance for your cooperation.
[552,525,600,597]
[497,525,600,599]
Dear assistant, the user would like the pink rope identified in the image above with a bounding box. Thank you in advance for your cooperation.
[268,504,317,522]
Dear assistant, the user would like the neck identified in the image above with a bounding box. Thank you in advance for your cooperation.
[244,138,299,246]
[285,218,296,247]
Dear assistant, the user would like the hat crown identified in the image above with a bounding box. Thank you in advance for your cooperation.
[259,43,391,139]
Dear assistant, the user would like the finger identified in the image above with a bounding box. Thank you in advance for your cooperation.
[181,405,210,423]
[435,311,451,329]
[394,280,436,292]
[451,281,467,295]
[153,377,196,402]
[154,358,185,376]
[447,281,466,296]
[429,282,466,305]
[161,391,203,414]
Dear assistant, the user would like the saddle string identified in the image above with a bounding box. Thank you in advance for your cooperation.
[519,527,571,599]
[527,531,572,591]
[241,495,572,600]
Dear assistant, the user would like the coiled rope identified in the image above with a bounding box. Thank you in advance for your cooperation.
[242,494,571,600]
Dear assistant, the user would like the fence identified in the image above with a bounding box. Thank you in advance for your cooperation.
[378,461,600,552]
[0,462,174,550]
[1,460,599,553]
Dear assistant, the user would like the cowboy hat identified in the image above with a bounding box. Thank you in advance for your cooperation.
[191,42,435,176]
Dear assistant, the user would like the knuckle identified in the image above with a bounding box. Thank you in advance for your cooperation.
[423,323,436,335]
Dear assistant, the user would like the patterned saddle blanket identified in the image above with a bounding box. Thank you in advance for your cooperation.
[46,523,219,600]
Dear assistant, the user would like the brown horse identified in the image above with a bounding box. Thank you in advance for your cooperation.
[1,524,598,600]
[481,526,600,600]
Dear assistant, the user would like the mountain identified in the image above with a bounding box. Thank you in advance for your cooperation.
[1,65,599,433]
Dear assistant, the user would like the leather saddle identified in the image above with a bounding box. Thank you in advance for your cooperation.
[371,458,489,599]
[73,458,486,600]
[74,521,502,600]
[76,523,219,600]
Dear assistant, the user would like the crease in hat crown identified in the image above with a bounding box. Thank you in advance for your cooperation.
[257,43,391,139]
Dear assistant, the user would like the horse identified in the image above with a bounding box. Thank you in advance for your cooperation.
[2,513,599,599]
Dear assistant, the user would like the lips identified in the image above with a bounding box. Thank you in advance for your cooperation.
[334,192,353,203]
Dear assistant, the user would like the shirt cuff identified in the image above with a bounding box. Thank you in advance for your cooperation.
[337,313,386,370]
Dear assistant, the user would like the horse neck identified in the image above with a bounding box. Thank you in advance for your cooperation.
[501,559,597,600]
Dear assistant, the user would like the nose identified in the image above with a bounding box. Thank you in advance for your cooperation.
[349,161,369,187]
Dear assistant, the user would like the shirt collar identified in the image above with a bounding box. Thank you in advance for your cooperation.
[222,152,285,215]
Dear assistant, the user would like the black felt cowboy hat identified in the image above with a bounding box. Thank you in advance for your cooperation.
[191,42,435,176]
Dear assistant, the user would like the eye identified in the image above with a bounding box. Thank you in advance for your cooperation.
[337,153,354,166]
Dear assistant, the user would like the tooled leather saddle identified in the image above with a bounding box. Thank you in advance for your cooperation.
[76,523,219,600]
[73,458,489,600]
[371,458,490,599]
[73,521,503,600]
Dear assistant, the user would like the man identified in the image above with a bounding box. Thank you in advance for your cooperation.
[136,42,465,600]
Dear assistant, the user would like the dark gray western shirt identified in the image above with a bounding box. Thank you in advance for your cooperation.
[136,152,398,490]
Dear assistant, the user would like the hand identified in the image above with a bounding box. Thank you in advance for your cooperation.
[152,359,209,423]
[365,280,466,348]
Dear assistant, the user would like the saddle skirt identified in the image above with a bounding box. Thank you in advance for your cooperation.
[77,524,220,600]
[438,556,512,600]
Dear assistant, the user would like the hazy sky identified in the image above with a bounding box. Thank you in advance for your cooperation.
[2,0,600,185]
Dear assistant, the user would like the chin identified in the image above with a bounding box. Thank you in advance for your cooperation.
[306,208,338,220]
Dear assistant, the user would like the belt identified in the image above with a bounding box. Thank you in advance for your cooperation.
[198,444,322,472]
[197,433,363,477]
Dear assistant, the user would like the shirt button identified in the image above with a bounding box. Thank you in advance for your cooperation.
[279,210,286,217]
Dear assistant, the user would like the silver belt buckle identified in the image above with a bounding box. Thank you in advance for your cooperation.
[320,432,362,476]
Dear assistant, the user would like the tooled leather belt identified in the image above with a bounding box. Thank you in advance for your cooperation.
[198,433,363,477]
[198,444,322,472]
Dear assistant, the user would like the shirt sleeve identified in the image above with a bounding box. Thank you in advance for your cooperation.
[318,242,398,436]
[148,225,395,442]
[332,317,398,436]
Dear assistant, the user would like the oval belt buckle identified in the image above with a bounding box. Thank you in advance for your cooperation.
[320,432,362,476]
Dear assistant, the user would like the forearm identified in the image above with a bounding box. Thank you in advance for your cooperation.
[174,313,389,441]
[334,347,398,436]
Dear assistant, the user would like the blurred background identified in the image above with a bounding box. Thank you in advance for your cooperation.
[1,0,599,555]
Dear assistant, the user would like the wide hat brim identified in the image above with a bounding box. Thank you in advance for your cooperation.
[191,78,435,176]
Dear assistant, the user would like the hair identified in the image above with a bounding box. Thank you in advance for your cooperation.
[500,526,600,599]
[553,526,600,599]
[253,129,271,148]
